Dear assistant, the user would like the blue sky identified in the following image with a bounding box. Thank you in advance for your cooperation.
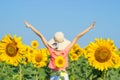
[0,0,120,48]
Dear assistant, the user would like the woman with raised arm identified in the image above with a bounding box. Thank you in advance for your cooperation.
[24,20,95,80]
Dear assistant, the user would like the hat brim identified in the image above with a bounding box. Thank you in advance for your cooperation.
[48,38,71,50]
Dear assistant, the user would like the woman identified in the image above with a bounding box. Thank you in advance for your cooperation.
[24,20,96,80]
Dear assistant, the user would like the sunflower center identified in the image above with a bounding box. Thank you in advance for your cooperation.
[72,55,76,59]
[6,43,18,57]
[33,43,37,47]
[29,49,34,54]
[58,59,63,64]
[95,47,111,63]
[35,54,42,62]
[75,49,80,54]
[72,54,77,59]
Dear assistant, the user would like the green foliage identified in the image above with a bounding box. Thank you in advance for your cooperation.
[0,62,51,80]
[0,56,120,80]
[67,56,120,80]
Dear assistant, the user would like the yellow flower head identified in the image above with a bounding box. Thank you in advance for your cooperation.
[0,34,25,66]
[84,38,117,71]
[70,53,79,61]
[55,56,66,68]
[21,45,33,64]
[28,47,35,54]
[112,49,120,68]
[0,56,3,62]
[70,44,83,58]
[31,40,39,49]
[31,49,48,68]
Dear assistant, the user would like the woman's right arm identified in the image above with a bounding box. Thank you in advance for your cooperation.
[24,20,49,48]
[67,21,96,49]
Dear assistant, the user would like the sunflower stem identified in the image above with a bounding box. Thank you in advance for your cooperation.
[35,68,38,80]
[19,64,22,80]
[101,70,107,80]
[71,61,75,79]
[2,62,5,72]
[85,64,88,79]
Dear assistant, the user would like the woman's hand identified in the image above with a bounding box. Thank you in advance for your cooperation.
[90,21,96,28]
[24,20,31,28]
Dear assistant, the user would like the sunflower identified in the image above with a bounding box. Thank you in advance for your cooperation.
[84,38,117,71]
[0,34,25,66]
[28,47,36,55]
[0,56,3,62]
[31,40,39,49]
[55,56,66,68]
[70,44,83,56]
[113,49,120,68]
[70,53,79,61]
[21,45,33,64]
[69,44,83,61]
[38,48,50,56]
[31,49,48,68]
[112,55,120,68]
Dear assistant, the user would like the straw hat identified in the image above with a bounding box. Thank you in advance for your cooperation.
[48,32,71,50]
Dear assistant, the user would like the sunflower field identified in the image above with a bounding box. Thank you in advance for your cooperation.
[0,34,120,80]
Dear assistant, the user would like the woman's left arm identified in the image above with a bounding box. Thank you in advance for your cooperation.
[24,20,49,48]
